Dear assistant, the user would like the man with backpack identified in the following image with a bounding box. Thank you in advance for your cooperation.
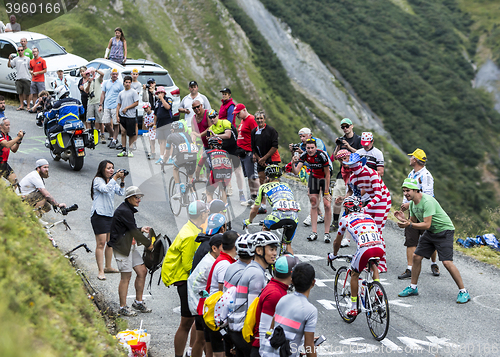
[201,231,239,357]
[162,200,209,357]
[252,254,299,356]
[229,232,279,357]
[187,234,223,357]
[192,213,227,270]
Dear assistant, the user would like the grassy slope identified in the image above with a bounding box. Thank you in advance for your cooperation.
[0,184,125,357]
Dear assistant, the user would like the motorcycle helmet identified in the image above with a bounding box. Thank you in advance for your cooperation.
[55,85,69,99]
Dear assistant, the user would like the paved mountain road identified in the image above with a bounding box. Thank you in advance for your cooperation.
[6,105,500,356]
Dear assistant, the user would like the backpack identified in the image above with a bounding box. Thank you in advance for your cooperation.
[481,234,500,251]
[142,228,172,292]
[213,286,237,328]
[242,296,260,343]
[203,291,224,331]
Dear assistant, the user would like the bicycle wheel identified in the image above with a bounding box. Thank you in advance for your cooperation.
[334,266,356,323]
[169,176,182,216]
[366,281,390,341]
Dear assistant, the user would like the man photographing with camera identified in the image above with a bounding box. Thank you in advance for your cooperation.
[330,118,362,230]
[0,118,24,187]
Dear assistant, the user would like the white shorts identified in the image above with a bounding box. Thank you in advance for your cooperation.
[351,245,385,273]
[102,108,118,125]
[113,245,143,273]
[87,103,103,122]
[332,178,347,199]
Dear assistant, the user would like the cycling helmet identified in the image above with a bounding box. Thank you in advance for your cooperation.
[208,136,223,149]
[249,231,280,248]
[343,195,362,213]
[265,164,282,179]
[172,121,184,132]
[55,85,69,99]
[208,109,218,120]
[235,233,254,257]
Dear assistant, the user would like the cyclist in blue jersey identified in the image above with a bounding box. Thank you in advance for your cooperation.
[244,164,300,254]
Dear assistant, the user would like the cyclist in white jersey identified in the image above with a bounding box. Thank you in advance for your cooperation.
[328,196,385,317]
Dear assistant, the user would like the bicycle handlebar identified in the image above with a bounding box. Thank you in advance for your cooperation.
[327,254,353,271]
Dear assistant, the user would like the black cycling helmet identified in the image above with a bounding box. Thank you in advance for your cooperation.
[265,164,282,179]
[208,109,218,120]
[171,121,184,132]
[208,136,223,149]
[343,195,362,213]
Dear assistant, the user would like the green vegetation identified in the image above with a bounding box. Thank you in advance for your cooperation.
[0,184,125,357]
[258,0,500,231]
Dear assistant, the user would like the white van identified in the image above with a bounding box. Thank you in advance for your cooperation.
[0,31,87,93]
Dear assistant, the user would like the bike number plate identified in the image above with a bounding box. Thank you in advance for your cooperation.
[74,138,84,148]
[276,200,300,211]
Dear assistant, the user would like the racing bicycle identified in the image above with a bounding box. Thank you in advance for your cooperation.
[328,254,390,341]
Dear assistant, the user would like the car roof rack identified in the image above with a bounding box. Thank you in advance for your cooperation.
[124,59,164,69]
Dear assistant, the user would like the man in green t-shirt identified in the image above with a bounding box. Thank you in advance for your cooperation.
[394,178,470,304]
[20,38,33,59]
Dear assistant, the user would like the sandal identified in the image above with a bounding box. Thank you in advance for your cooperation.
[97,275,106,281]
[104,268,120,274]
[28,108,36,113]
[16,107,24,111]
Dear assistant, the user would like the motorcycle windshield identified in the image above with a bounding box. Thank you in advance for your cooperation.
[63,119,85,130]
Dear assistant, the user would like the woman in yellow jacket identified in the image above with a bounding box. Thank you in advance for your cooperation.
[162,200,208,357]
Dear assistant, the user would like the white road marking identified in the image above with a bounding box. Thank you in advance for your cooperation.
[380,338,403,352]
[173,306,181,315]
[388,299,412,308]
[473,294,500,312]
[295,254,325,262]
[317,299,337,310]
[316,279,335,287]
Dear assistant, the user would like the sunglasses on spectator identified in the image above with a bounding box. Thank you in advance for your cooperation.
[17,49,23,52]
[192,105,201,109]
[341,125,350,129]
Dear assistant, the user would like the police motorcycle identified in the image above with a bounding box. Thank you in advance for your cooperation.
[39,85,99,171]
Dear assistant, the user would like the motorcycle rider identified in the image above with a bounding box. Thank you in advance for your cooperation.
[45,85,85,134]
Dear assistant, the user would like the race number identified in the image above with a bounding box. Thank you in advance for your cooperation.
[276,200,300,211]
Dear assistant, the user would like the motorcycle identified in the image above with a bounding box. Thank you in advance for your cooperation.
[39,112,99,171]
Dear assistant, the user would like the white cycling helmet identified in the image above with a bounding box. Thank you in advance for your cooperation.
[235,233,254,257]
[249,231,280,248]
[55,85,69,98]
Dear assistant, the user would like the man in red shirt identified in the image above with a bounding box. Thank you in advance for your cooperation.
[235,104,259,206]
[0,118,24,186]
[251,254,299,357]
[29,47,47,111]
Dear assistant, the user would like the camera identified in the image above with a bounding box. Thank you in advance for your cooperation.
[336,136,345,146]
[22,130,26,136]
[145,83,151,89]
[291,143,300,152]
[116,169,129,177]
[89,91,95,100]
[60,204,79,215]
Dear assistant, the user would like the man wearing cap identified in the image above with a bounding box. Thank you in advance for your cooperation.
[19,159,66,213]
[179,81,211,128]
[108,186,153,316]
[162,200,209,357]
[116,75,139,158]
[52,69,68,95]
[187,233,223,357]
[251,111,281,213]
[235,103,259,205]
[193,213,227,270]
[85,67,106,143]
[398,148,439,279]
[219,87,236,125]
[252,254,299,356]
[331,118,362,231]
[8,44,31,111]
[153,86,175,165]
[356,132,384,177]
[100,68,124,149]
[0,117,23,187]
[344,152,391,272]
[395,178,470,304]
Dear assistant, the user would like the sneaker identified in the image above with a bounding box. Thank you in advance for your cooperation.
[166,157,175,165]
[132,301,152,313]
[100,134,107,144]
[119,306,137,317]
[242,199,254,207]
[340,237,350,247]
[303,215,312,226]
[431,264,440,276]
[398,286,418,297]
[346,309,358,317]
[239,193,246,203]
[127,151,134,157]
[398,268,412,279]
[258,207,267,214]
[324,233,331,243]
[307,232,318,241]
[132,142,137,151]
[227,185,233,196]
[117,150,127,157]
[147,153,152,160]
[116,144,123,150]
[456,291,470,304]
[150,153,156,160]
[108,140,116,148]
[330,220,338,232]
[317,214,324,223]
[155,158,163,165]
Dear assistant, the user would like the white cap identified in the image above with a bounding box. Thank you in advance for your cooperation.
[298,127,311,135]
[36,159,49,168]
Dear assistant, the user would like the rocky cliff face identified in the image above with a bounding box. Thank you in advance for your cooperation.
[475,59,500,113]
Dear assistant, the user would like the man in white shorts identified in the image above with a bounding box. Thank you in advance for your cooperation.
[107,186,153,316]
[99,68,124,149]
[85,67,106,143]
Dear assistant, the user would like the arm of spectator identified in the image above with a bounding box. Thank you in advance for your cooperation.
[123,40,127,63]
[227,105,234,124]
[304,332,317,357]
[377,166,384,177]
[0,131,23,149]
[217,129,232,140]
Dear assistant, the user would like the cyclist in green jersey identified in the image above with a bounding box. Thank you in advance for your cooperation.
[243,165,300,254]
